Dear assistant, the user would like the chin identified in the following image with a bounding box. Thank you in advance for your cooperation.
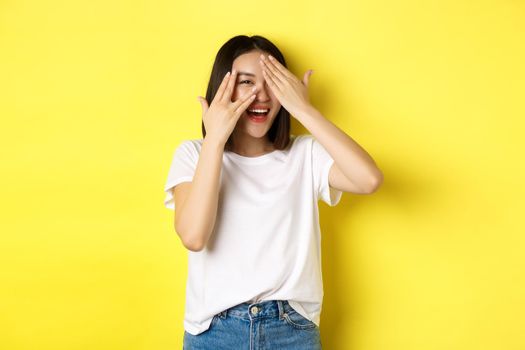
[245,127,270,138]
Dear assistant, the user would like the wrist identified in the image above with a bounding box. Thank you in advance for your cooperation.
[294,103,319,122]
[203,135,226,149]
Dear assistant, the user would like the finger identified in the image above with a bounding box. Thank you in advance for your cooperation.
[260,57,286,86]
[302,70,313,87]
[214,71,231,102]
[262,65,281,91]
[267,54,296,80]
[233,88,257,114]
[221,69,238,103]
[197,96,209,115]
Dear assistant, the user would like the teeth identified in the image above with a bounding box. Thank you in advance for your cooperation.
[248,109,269,113]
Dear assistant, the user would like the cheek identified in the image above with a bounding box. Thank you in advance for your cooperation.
[268,90,279,101]
[232,85,251,100]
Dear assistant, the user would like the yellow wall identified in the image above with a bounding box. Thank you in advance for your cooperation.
[1,0,524,349]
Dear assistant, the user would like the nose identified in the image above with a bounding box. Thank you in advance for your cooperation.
[254,83,270,101]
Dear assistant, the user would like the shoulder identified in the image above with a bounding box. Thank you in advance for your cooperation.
[170,139,204,162]
[180,138,204,147]
[291,134,329,159]
[292,134,316,149]
[292,134,313,143]
[176,138,204,152]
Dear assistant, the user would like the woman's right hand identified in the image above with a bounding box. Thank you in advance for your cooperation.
[197,69,257,146]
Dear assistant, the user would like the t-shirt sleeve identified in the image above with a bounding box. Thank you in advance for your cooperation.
[163,140,199,210]
[311,136,343,206]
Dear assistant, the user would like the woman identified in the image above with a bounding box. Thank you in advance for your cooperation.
[164,35,383,349]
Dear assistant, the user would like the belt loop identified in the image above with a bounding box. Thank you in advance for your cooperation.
[277,300,285,319]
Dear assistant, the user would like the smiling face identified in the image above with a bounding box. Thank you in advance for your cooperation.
[230,49,281,140]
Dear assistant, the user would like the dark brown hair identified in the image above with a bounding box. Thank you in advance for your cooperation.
[201,35,291,151]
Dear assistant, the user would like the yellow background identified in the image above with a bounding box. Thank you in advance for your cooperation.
[1,0,524,349]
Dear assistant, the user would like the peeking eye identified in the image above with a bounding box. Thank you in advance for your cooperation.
[238,80,253,84]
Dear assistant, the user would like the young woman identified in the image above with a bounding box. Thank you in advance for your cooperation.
[164,35,383,349]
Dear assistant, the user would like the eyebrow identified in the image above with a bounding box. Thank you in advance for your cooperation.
[237,71,256,77]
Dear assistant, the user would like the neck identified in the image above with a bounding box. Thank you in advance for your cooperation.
[227,132,274,157]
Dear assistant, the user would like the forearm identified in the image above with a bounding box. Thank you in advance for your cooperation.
[296,105,383,189]
[176,137,224,250]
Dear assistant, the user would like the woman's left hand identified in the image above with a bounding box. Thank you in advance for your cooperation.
[259,54,314,117]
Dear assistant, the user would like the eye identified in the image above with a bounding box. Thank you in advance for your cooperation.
[238,80,253,84]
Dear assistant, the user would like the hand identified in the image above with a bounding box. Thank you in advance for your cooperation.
[259,54,314,117]
[197,70,257,146]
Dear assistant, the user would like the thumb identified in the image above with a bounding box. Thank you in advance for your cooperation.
[303,69,313,87]
[197,96,209,115]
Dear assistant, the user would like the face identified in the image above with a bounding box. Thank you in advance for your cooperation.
[230,50,281,139]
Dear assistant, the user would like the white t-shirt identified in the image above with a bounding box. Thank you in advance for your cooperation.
[163,134,343,335]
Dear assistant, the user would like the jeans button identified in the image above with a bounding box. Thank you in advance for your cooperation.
[250,306,259,315]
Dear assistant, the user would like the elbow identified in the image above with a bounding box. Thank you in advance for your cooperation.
[183,239,205,252]
[180,232,206,252]
[363,170,384,194]
[175,224,206,252]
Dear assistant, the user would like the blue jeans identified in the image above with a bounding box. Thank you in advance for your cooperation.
[183,300,322,349]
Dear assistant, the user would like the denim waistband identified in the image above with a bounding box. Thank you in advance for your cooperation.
[216,299,296,320]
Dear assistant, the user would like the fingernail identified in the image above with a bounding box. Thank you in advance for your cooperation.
[269,55,274,60]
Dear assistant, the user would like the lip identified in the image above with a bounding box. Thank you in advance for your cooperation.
[248,105,271,110]
[246,104,270,123]
[248,115,268,123]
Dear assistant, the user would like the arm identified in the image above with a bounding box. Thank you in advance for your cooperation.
[258,54,383,194]
[174,137,224,252]
[297,105,384,194]
[174,69,256,251]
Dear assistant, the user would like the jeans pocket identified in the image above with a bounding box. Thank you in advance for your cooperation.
[282,310,317,330]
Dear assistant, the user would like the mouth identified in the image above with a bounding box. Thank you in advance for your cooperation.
[246,108,270,123]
